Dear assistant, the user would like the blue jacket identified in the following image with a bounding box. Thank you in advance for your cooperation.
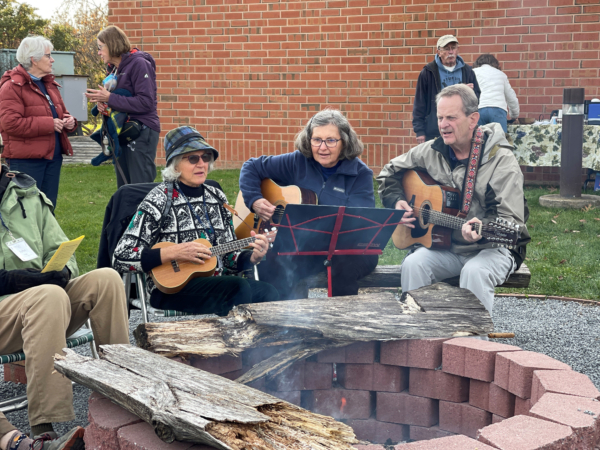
[240,151,375,210]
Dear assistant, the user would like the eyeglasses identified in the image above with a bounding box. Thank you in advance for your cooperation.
[310,138,341,148]
[44,53,52,59]
[183,154,212,164]
[97,44,105,51]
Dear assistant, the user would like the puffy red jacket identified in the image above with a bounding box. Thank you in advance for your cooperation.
[0,64,76,160]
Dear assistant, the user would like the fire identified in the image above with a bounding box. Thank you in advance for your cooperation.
[340,397,346,413]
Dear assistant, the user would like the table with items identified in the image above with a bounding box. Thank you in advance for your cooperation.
[507,124,600,171]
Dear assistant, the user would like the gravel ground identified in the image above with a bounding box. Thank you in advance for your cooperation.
[2,294,600,436]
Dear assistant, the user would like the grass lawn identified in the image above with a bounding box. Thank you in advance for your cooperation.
[56,165,600,300]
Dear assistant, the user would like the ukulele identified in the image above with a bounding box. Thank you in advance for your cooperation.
[151,231,276,294]
[392,170,521,250]
[233,178,317,240]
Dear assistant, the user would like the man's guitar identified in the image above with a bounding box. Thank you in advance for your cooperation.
[150,231,276,294]
[233,178,317,240]
[392,170,520,250]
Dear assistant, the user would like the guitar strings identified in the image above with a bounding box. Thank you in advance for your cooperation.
[409,206,514,234]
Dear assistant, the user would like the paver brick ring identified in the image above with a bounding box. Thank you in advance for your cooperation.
[82,337,600,450]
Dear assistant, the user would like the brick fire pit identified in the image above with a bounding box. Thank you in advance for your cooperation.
[84,337,600,449]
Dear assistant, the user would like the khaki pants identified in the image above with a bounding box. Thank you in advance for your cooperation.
[0,268,129,427]
[0,412,15,440]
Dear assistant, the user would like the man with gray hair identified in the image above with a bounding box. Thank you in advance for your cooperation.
[378,84,530,314]
[412,35,480,144]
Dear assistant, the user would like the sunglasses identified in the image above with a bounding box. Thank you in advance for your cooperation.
[183,154,212,164]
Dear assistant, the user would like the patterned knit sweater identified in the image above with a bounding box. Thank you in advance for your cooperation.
[113,181,250,295]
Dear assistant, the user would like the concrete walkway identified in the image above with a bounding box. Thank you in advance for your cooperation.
[64,136,102,165]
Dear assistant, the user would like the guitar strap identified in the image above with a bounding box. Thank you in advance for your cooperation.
[457,126,484,219]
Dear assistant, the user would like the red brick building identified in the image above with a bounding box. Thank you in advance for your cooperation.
[108,0,599,174]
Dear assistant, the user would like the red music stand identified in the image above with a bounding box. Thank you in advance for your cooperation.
[271,204,405,297]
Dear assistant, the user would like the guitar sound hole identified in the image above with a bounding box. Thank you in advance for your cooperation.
[271,205,285,225]
[410,202,431,239]
[420,203,431,226]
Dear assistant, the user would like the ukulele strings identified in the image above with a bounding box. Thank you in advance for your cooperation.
[210,236,257,256]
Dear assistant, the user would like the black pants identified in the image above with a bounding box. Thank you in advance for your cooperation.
[258,254,378,300]
[150,275,279,316]
[115,126,159,187]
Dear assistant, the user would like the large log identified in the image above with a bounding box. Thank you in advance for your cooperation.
[135,284,493,383]
[54,344,359,450]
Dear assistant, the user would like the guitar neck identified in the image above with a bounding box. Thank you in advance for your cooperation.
[421,208,469,231]
[211,236,256,256]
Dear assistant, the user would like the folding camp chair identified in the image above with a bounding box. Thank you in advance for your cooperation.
[0,319,96,414]
[98,181,256,324]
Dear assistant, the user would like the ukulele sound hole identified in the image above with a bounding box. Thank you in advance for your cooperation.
[271,205,285,225]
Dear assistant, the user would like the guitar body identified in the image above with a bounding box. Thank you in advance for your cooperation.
[233,178,317,240]
[150,238,217,294]
[392,170,461,250]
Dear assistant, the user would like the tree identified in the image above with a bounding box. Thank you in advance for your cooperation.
[45,23,82,53]
[51,0,108,129]
[0,0,48,49]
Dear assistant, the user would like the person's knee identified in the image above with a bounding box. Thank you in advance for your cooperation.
[83,267,122,285]
[35,285,70,310]
[402,251,430,276]
[263,283,280,302]
[228,278,253,303]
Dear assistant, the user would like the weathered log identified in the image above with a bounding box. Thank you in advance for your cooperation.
[54,344,359,449]
[235,340,352,385]
[135,285,493,384]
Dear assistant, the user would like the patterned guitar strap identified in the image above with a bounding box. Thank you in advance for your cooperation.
[457,126,485,220]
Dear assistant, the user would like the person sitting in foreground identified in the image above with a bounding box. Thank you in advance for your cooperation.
[0,413,82,450]
[0,166,129,443]
[113,126,279,315]
[377,84,530,314]
[239,108,378,299]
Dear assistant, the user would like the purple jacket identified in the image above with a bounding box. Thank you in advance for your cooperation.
[107,49,160,132]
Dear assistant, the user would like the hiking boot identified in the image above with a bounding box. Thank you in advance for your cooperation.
[32,427,85,450]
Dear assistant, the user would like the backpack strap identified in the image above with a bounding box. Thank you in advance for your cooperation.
[0,165,15,201]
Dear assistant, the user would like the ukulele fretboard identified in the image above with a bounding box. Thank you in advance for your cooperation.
[210,237,256,256]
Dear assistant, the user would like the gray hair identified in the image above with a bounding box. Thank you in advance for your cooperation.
[294,108,364,160]
[435,84,479,116]
[17,36,53,70]
[161,152,215,183]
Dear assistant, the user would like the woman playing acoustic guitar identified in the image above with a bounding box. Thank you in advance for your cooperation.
[113,126,279,315]
[239,109,378,299]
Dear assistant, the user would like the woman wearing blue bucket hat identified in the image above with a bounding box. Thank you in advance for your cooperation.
[113,126,279,315]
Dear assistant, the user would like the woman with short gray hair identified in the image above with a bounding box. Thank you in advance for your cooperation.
[239,108,378,299]
[0,36,76,208]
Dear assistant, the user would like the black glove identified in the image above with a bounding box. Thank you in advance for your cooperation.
[53,266,71,289]
[5,267,70,295]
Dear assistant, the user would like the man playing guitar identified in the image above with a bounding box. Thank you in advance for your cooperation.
[377,84,530,314]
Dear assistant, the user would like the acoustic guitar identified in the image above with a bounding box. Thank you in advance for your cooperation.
[392,170,521,250]
[233,178,317,240]
[150,231,276,294]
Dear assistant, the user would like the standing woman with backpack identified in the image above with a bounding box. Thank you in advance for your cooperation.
[85,25,160,186]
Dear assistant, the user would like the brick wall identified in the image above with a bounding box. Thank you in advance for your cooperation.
[108,0,600,171]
